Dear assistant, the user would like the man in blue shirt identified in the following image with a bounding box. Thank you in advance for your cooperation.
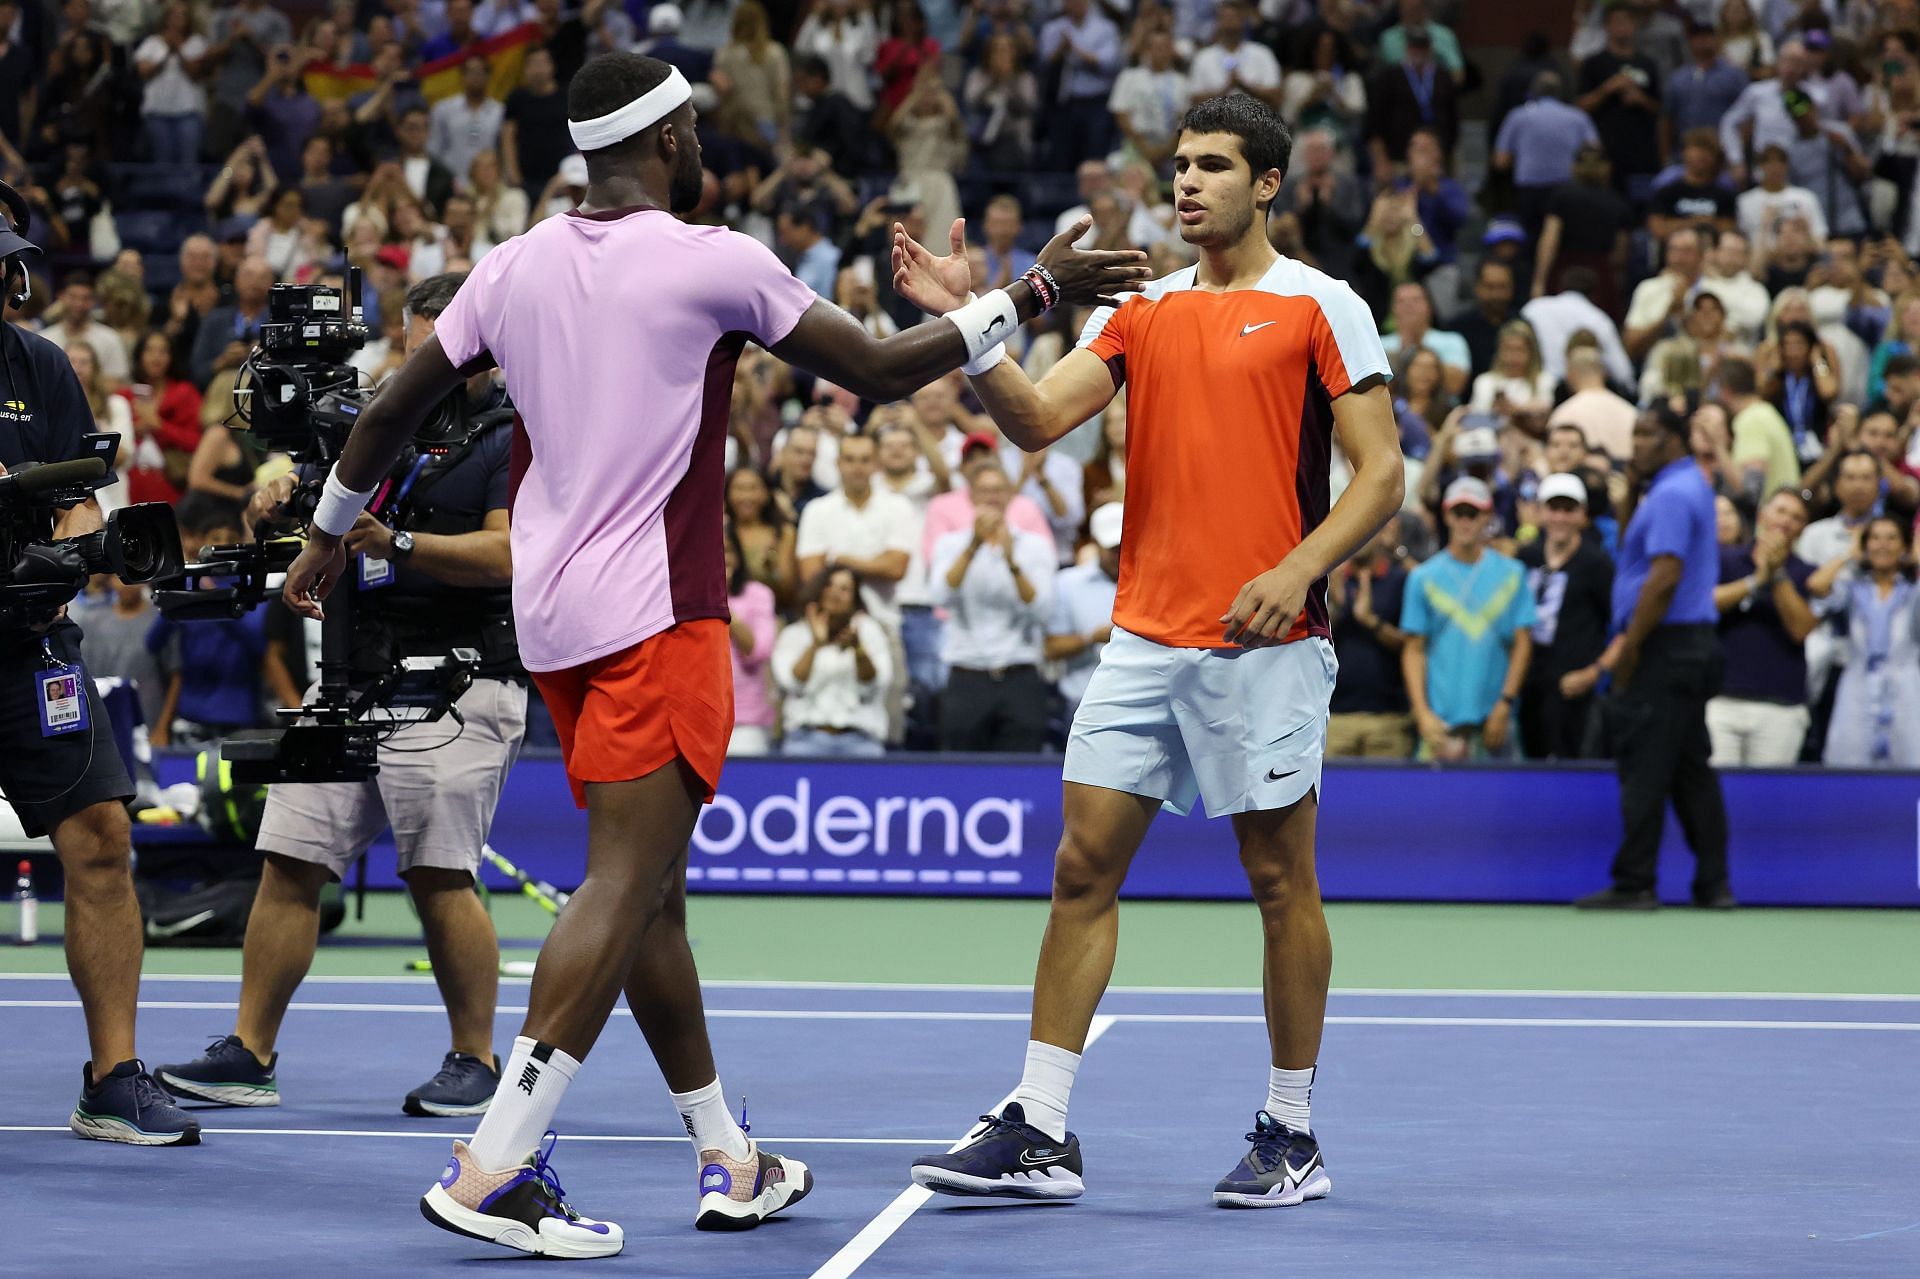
[777,206,843,300]
[1400,478,1536,760]
[1044,502,1122,717]
[1663,21,1749,146]
[1491,72,1599,234]
[1577,403,1733,910]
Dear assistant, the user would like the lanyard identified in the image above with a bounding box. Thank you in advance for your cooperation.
[1405,61,1436,121]
[386,454,429,523]
[1783,372,1813,436]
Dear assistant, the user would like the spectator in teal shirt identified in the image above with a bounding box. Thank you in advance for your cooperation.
[1377,0,1466,79]
[1400,477,1536,760]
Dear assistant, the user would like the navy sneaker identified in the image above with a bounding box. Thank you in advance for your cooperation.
[421,1131,623,1258]
[404,1051,501,1118]
[910,1102,1084,1200]
[157,1034,279,1107]
[1212,1111,1331,1208]
[71,1059,203,1146]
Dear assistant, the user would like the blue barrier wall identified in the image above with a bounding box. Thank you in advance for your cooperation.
[283,755,1917,908]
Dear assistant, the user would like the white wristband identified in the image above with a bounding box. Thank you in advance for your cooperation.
[313,465,376,537]
[944,288,1019,362]
[963,343,1006,377]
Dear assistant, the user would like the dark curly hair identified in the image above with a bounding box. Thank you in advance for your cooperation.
[1176,93,1294,197]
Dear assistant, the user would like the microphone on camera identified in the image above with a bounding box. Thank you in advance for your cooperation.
[0,457,108,500]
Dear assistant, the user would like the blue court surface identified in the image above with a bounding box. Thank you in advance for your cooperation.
[3,974,1916,1277]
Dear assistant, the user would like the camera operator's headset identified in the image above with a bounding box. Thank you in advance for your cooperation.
[0,180,39,312]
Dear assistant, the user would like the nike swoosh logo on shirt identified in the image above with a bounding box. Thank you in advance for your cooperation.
[1266,768,1299,783]
[1240,321,1277,337]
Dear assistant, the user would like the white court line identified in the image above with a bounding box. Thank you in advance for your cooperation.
[3,973,1920,1002]
[809,1014,1120,1279]
[5,1000,1919,1031]
[0,1126,945,1144]
[6,973,1920,1005]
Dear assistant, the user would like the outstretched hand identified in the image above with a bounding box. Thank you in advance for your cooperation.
[1038,216,1153,309]
[891,217,972,317]
[891,215,1154,318]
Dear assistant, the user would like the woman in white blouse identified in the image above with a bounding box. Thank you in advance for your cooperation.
[1467,321,1556,416]
[774,565,894,757]
[468,149,528,244]
[790,0,879,110]
[246,186,326,280]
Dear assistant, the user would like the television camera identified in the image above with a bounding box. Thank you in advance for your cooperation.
[152,272,483,785]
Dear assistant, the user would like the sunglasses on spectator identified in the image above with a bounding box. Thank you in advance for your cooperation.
[1445,505,1489,520]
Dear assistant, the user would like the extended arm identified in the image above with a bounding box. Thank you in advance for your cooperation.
[772,291,1038,404]
[282,337,488,615]
[967,346,1120,452]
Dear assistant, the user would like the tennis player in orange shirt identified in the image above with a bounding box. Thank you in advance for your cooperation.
[898,93,1405,1209]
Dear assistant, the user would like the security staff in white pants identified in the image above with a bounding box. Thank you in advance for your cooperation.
[158,272,527,1118]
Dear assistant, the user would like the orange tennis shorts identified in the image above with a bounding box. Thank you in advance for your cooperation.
[531,618,733,808]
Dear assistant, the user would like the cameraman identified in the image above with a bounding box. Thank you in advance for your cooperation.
[0,188,201,1144]
[159,272,527,1118]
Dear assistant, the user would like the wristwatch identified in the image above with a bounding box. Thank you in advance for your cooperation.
[390,529,415,561]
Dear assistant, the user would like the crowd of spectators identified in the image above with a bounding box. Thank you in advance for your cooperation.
[4,0,1919,768]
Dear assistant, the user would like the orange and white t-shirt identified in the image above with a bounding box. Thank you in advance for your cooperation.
[1078,257,1391,649]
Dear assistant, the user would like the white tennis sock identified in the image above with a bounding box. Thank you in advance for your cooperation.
[1007,1040,1080,1143]
[671,1076,750,1161]
[1266,1065,1315,1134]
[469,1035,580,1169]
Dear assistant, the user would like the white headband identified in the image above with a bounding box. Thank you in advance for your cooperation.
[568,67,693,151]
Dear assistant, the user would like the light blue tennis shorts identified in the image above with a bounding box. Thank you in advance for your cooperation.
[1062,627,1337,818]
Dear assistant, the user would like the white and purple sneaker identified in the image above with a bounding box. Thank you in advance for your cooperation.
[694,1137,813,1231]
[421,1132,622,1259]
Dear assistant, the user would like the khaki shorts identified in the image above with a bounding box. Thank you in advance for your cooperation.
[256,678,528,879]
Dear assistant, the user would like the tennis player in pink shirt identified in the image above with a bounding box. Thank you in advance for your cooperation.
[284,52,1149,1258]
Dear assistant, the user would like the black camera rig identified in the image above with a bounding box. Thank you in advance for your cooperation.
[0,454,185,629]
[152,273,479,785]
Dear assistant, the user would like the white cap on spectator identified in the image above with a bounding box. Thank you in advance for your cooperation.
[1538,472,1588,506]
[649,2,684,34]
[559,154,589,187]
[1443,476,1494,511]
[1454,426,1500,461]
[1089,503,1124,550]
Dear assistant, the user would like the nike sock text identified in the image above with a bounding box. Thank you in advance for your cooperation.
[671,1076,751,1162]
[469,1036,580,1169]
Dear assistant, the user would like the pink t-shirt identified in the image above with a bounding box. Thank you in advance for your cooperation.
[434,207,817,670]
[919,489,1052,566]
[728,580,778,729]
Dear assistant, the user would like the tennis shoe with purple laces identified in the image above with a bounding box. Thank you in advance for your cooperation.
[421,1131,622,1258]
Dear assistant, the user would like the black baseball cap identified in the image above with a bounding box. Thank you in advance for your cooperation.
[0,179,39,262]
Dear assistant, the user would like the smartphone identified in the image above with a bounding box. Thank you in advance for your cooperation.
[129,383,153,399]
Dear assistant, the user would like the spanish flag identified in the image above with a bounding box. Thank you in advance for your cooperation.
[303,59,379,103]
[418,23,542,104]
